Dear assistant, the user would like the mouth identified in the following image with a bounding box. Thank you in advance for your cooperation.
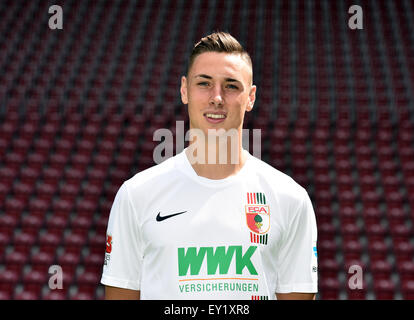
[203,112,227,124]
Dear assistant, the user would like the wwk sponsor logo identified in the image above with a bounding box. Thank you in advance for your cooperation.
[178,245,258,277]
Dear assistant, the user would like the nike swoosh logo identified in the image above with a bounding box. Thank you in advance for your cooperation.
[156,211,187,222]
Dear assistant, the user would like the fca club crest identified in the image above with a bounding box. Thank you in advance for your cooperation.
[245,192,270,245]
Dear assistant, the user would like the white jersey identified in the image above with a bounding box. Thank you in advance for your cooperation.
[100,148,318,300]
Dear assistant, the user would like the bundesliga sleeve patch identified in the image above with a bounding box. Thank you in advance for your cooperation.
[104,234,112,266]
[245,192,270,245]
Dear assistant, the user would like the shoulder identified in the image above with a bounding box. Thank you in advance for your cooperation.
[123,155,179,193]
[248,156,312,220]
[249,157,316,236]
[249,156,308,199]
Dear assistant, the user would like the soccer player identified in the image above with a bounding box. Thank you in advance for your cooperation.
[101,31,318,300]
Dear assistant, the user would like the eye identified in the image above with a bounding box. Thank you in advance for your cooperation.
[226,84,239,90]
[197,81,210,87]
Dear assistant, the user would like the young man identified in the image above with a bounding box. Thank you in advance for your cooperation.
[101,32,318,300]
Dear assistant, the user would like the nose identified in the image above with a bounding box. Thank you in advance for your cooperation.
[209,85,224,106]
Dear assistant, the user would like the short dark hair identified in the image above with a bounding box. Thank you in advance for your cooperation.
[187,31,252,76]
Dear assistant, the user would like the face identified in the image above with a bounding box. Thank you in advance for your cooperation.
[180,52,256,136]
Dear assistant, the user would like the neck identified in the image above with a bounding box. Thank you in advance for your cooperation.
[185,129,247,180]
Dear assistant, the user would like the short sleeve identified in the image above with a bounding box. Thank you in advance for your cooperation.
[100,182,143,290]
[275,188,318,294]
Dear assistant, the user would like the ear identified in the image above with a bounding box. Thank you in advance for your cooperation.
[246,85,256,112]
[180,76,188,104]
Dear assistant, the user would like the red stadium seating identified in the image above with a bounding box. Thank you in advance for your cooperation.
[319,277,340,300]
[374,279,396,300]
[0,269,20,298]
[41,289,68,300]
[401,280,414,299]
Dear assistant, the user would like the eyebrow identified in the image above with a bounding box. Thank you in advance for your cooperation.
[194,74,242,84]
